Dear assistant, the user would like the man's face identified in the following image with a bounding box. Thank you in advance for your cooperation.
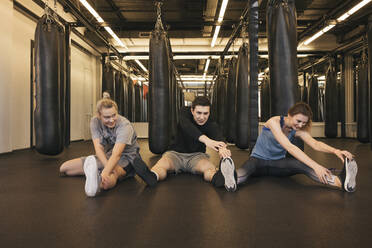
[99,107,118,128]
[191,105,210,126]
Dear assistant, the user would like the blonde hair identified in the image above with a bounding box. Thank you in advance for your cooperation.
[96,98,118,114]
[288,102,313,131]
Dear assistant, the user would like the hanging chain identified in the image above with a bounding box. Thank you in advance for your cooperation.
[44,0,52,23]
[53,0,59,22]
[241,22,248,44]
[155,1,165,30]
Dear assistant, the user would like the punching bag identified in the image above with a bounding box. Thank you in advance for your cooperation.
[59,24,66,148]
[102,64,115,99]
[357,56,369,142]
[34,15,64,155]
[308,75,319,121]
[235,43,250,149]
[115,71,123,115]
[217,74,227,133]
[267,0,298,116]
[134,84,142,122]
[325,63,338,138]
[122,74,129,118]
[127,78,134,121]
[260,76,271,122]
[226,58,237,143]
[148,18,170,154]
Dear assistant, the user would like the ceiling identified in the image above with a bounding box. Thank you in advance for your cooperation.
[62,0,372,83]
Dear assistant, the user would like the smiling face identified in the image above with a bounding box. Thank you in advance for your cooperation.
[99,107,118,128]
[191,105,210,126]
[288,113,309,131]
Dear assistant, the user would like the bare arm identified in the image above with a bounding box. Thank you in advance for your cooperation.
[296,130,353,162]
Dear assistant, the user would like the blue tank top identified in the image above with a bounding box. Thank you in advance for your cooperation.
[251,116,296,160]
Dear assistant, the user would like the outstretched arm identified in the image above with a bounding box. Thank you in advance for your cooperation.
[296,130,353,163]
[266,117,331,184]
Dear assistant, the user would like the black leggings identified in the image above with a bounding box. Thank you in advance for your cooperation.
[237,157,320,185]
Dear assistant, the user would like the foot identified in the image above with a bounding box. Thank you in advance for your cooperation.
[342,158,358,192]
[132,157,157,187]
[220,157,237,192]
[83,156,100,197]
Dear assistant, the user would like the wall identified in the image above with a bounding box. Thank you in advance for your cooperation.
[0,0,102,154]
[0,0,13,153]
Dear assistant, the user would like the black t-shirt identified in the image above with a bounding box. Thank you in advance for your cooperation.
[168,106,224,153]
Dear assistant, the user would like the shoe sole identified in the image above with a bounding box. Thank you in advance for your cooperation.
[344,159,357,192]
[83,156,100,197]
[133,158,157,187]
[221,158,237,192]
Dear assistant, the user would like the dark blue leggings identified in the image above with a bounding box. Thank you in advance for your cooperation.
[237,157,321,185]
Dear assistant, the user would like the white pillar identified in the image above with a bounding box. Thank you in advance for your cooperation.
[0,0,13,153]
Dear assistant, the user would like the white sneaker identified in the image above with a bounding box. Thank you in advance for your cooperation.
[83,156,100,197]
[344,158,358,192]
[220,157,237,192]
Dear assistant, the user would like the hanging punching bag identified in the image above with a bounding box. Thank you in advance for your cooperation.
[267,0,298,116]
[260,76,271,122]
[308,75,319,121]
[149,17,170,154]
[34,15,64,155]
[128,78,134,121]
[357,56,369,142]
[134,84,142,122]
[217,74,227,133]
[102,64,115,99]
[325,63,338,138]
[59,23,66,148]
[226,58,237,142]
[122,74,129,118]
[235,43,250,149]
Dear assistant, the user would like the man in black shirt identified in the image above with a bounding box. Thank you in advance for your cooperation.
[133,96,237,191]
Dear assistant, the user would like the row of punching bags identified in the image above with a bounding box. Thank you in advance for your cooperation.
[34,15,70,155]
[102,64,147,122]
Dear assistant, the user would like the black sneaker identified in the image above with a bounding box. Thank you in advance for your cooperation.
[339,158,358,192]
[132,157,157,187]
[220,157,237,192]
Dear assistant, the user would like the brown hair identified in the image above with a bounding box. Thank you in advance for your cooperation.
[96,98,118,114]
[288,102,313,131]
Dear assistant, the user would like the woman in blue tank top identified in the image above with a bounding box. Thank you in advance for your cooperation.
[236,102,358,192]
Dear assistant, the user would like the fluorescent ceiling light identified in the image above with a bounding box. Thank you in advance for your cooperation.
[104,27,128,49]
[317,75,325,80]
[135,59,148,73]
[124,56,149,60]
[204,58,210,73]
[337,0,372,22]
[303,24,335,46]
[80,0,104,23]
[211,25,221,47]
[180,75,213,81]
[218,0,229,23]
[183,81,212,85]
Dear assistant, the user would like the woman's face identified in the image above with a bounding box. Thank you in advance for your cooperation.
[99,107,118,128]
[289,113,309,131]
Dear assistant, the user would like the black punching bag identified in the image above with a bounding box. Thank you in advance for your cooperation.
[267,0,298,115]
[325,63,338,138]
[308,75,319,121]
[148,18,170,154]
[260,76,271,122]
[235,43,250,149]
[226,58,237,142]
[357,55,369,142]
[102,64,115,99]
[34,15,64,155]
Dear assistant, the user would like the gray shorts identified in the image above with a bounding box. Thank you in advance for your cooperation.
[162,150,210,174]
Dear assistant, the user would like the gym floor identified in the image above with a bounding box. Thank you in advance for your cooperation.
[0,139,371,248]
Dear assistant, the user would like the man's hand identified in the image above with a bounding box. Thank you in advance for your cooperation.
[100,168,111,185]
[218,146,231,159]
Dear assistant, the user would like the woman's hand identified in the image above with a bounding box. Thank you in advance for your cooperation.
[100,168,111,185]
[218,146,231,159]
[314,165,332,184]
[334,149,353,162]
[205,139,226,151]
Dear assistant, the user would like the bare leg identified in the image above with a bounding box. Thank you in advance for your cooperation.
[60,158,84,176]
[193,159,216,182]
[151,156,175,181]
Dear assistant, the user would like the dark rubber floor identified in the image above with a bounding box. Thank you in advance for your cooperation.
[0,139,371,248]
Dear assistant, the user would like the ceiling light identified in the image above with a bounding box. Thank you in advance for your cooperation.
[218,0,229,23]
[79,0,104,23]
[135,59,148,73]
[211,25,221,47]
[104,27,128,49]
[337,0,372,22]
[303,24,335,46]
[182,81,212,85]
[204,58,211,73]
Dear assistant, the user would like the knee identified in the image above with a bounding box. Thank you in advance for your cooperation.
[59,162,68,174]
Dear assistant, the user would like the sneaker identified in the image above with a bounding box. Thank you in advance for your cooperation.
[220,157,237,192]
[132,157,157,187]
[83,156,100,197]
[342,158,358,192]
